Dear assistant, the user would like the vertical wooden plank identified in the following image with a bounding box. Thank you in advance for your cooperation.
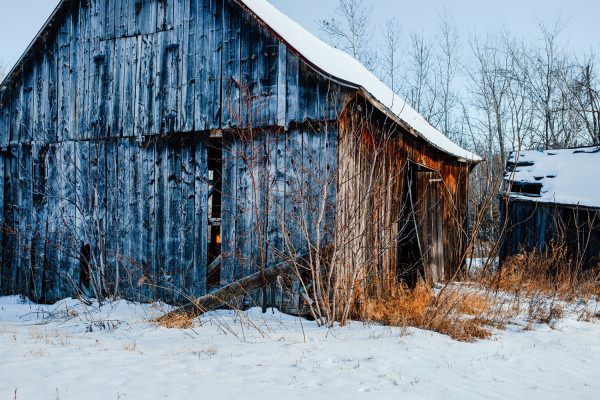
[181,137,196,296]
[194,0,209,131]
[171,0,184,133]
[167,138,182,301]
[77,1,91,139]
[285,49,299,128]
[1,149,15,294]
[44,144,60,301]
[193,135,208,294]
[117,140,131,296]
[141,139,156,299]
[275,42,287,127]
[220,133,236,285]
[11,145,22,295]
[98,39,115,138]
[115,0,129,38]
[208,0,223,130]
[267,131,285,266]
[47,40,59,144]
[32,56,44,142]
[154,138,168,298]
[239,11,259,127]
[221,0,241,128]
[57,13,72,143]
[285,128,304,256]
[298,63,318,123]
[259,26,279,126]
[154,30,169,135]
[0,88,11,147]
[19,144,33,297]
[123,36,139,138]
[129,0,158,36]
[324,125,338,244]
[112,39,125,137]
[128,0,141,36]
[60,141,78,296]
[236,136,252,278]
[155,28,181,135]
[180,0,197,132]
[89,0,102,139]
[67,0,80,141]
[74,140,91,298]
[306,129,322,253]
[20,63,34,143]
[157,0,175,31]
[104,140,119,293]
[128,139,144,300]
[111,37,125,138]
[10,79,23,144]
[100,0,116,40]
[194,0,222,130]
[136,34,156,137]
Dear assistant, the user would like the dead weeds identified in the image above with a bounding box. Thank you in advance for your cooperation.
[356,283,498,342]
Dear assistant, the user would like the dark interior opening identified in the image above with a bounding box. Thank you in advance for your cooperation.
[207,138,222,289]
[510,181,542,196]
[396,162,424,288]
[79,243,91,288]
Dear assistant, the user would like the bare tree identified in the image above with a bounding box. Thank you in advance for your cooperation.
[437,9,459,139]
[379,18,402,94]
[319,0,377,70]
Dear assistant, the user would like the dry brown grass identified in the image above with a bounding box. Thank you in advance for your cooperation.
[487,246,600,300]
[156,311,195,329]
[477,245,600,324]
[356,283,500,342]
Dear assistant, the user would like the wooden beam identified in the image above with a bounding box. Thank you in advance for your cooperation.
[154,253,305,323]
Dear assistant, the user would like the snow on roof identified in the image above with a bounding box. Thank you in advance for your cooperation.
[239,0,481,162]
[504,146,600,208]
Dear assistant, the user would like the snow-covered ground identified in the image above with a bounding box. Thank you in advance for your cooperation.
[1,295,599,400]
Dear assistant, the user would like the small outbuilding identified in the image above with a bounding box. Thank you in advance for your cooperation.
[500,146,600,269]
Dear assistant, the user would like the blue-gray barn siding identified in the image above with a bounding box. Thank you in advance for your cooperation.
[500,200,600,269]
[0,0,350,303]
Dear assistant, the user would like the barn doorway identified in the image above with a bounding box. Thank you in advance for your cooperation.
[396,162,445,285]
[206,138,222,290]
[415,167,444,283]
[396,162,424,287]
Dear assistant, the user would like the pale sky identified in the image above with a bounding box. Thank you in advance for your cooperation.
[1,0,599,75]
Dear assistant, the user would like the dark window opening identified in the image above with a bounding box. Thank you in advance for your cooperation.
[207,138,222,289]
[510,182,542,196]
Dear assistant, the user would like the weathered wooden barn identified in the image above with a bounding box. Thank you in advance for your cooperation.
[0,0,480,306]
[500,147,600,269]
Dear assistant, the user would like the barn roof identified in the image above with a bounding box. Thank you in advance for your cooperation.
[504,146,600,209]
[1,0,481,163]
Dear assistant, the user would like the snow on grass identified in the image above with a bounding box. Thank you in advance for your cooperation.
[1,295,599,399]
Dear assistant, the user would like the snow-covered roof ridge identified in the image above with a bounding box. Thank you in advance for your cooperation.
[504,146,600,208]
[238,0,481,162]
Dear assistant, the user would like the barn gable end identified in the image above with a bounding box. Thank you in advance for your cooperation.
[0,0,353,144]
